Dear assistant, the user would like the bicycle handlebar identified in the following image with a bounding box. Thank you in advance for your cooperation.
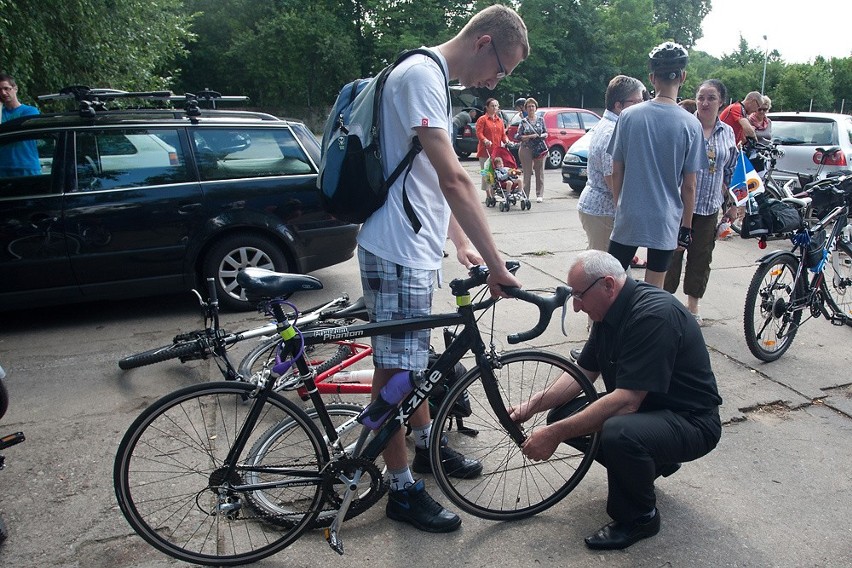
[503,286,571,344]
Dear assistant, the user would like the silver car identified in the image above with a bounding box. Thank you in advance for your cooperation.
[769,112,852,187]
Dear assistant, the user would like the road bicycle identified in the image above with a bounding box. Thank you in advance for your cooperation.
[117,281,368,382]
[743,174,852,361]
[113,263,600,566]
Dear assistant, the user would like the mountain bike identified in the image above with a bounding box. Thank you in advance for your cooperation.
[118,279,368,381]
[113,263,600,566]
[743,175,852,361]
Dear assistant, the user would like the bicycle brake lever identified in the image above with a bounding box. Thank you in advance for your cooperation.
[190,288,204,306]
[560,297,569,337]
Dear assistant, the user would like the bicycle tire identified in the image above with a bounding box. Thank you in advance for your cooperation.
[822,234,852,324]
[245,403,387,528]
[238,335,351,388]
[118,340,204,370]
[114,382,327,566]
[744,255,804,362]
[0,375,8,420]
[430,349,600,521]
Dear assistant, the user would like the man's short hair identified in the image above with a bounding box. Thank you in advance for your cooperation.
[574,250,627,281]
[604,75,644,112]
[460,4,530,60]
[744,91,763,104]
[0,73,17,87]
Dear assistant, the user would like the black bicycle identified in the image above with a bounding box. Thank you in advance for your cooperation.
[744,175,852,361]
[113,263,600,566]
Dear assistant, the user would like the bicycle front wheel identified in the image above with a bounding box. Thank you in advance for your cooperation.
[744,255,804,361]
[823,234,852,324]
[114,382,327,566]
[430,350,599,521]
[118,340,204,370]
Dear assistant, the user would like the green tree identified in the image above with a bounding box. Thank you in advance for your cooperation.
[773,59,834,112]
[0,0,193,101]
[830,57,852,112]
[652,0,710,48]
[601,0,666,82]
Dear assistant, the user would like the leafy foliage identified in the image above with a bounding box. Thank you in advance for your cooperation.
[0,0,848,119]
[0,0,192,103]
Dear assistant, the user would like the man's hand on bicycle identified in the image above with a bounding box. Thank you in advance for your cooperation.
[487,263,522,299]
[455,244,484,269]
[520,424,561,462]
[507,401,534,424]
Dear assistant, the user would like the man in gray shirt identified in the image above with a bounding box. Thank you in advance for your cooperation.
[607,42,707,287]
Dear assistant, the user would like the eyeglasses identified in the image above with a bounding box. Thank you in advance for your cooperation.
[758,108,769,112]
[491,39,507,79]
[571,276,605,301]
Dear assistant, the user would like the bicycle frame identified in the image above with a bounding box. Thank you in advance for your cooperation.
[214,266,566,500]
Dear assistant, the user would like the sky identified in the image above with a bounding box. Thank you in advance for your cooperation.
[693,0,852,63]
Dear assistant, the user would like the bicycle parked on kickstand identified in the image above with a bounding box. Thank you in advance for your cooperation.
[743,173,852,361]
[113,262,600,566]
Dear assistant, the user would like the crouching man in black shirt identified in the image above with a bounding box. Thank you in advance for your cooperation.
[509,249,722,550]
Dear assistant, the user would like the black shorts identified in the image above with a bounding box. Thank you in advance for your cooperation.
[608,240,674,273]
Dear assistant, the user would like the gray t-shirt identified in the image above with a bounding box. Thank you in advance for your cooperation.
[608,101,707,249]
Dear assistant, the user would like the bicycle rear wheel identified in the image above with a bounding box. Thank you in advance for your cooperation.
[823,233,852,324]
[118,339,204,370]
[744,255,804,361]
[430,350,599,521]
[238,335,351,388]
[246,403,387,528]
[114,382,327,566]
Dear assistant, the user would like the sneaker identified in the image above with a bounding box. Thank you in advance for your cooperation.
[536,196,543,203]
[412,445,483,479]
[386,480,462,532]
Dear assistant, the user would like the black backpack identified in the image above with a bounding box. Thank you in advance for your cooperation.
[317,49,450,232]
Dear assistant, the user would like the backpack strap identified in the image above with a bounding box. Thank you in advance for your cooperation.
[380,48,451,234]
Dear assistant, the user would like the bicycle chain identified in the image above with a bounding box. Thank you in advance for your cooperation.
[213,457,385,528]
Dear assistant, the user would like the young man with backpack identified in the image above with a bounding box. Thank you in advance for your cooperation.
[356,5,528,533]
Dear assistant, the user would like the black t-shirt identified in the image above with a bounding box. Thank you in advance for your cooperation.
[578,279,722,413]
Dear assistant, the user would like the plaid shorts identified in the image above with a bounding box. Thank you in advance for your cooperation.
[358,246,433,370]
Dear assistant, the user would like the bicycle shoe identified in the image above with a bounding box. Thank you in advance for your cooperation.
[412,444,483,479]
[386,480,461,533]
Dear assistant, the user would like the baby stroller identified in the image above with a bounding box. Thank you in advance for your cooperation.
[486,145,530,212]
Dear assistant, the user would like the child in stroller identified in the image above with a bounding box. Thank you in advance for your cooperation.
[487,147,531,211]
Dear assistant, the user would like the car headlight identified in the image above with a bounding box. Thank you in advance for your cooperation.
[563,154,582,165]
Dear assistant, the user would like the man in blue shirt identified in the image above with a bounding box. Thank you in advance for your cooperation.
[0,73,41,177]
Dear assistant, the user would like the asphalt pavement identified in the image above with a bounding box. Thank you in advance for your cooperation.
[0,162,850,567]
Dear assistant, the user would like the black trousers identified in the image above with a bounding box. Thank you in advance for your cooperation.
[548,398,721,522]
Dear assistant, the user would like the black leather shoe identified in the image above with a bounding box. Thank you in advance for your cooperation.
[386,480,462,533]
[412,445,483,479]
[657,462,681,478]
[569,348,582,361]
[584,510,661,550]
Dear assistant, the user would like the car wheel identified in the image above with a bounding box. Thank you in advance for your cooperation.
[546,147,565,169]
[568,181,585,194]
[202,234,291,311]
[455,150,471,159]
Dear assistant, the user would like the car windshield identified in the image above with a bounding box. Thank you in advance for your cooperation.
[772,118,837,146]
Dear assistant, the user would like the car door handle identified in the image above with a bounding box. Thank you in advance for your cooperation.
[178,203,202,214]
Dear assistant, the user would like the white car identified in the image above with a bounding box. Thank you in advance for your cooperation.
[769,112,852,187]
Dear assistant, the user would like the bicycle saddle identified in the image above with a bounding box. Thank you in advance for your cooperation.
[237,267,323,301]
